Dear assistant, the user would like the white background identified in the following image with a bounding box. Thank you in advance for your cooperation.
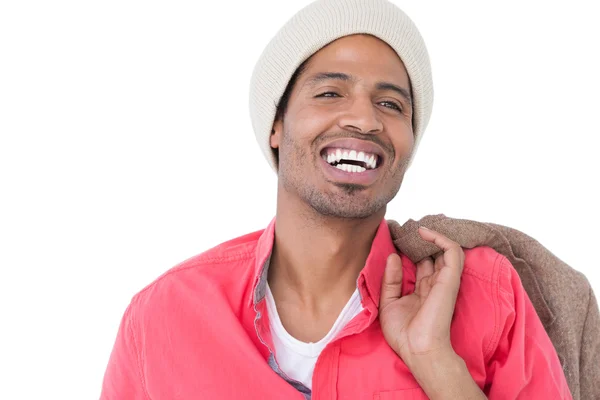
[1,0,598,398]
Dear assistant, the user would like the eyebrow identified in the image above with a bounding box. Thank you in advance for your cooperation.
[305,72,412,106]
[306,72,353,86]
[376,82,412,107]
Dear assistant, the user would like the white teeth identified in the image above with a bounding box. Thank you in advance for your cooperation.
[325,148,379,169]
[367,155,377,169]
[334,163,368,173]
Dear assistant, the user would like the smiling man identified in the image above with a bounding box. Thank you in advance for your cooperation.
[269,36,413,221]
[101,0,571,399]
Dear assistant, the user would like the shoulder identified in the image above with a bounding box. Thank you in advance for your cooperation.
[458,245,523,310]
[128,228,265,315]
[452,246,522,360]
[461,245,509,287]
[461,245,525,298]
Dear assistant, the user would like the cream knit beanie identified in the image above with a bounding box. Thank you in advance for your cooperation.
[249,0,433,172]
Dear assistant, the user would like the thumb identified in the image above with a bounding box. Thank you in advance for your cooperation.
[379,253,403,310]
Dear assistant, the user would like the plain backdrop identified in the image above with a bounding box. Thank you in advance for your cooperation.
[0,0,598,398]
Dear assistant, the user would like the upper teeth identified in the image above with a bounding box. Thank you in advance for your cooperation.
[323,148,378,170]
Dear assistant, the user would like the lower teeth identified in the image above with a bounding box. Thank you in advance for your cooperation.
[334,164,366,173]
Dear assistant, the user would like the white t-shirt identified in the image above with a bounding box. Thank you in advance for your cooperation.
[265,283,364,389]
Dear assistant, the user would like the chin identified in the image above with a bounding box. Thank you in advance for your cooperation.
[310,205,377,219]
[307,192,387,220]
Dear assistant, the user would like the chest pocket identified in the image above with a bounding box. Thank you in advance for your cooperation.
[374,388,429,400]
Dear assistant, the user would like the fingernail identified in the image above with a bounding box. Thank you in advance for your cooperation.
[419,226,431,231]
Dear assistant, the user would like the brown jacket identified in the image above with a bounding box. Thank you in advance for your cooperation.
[387,214,600,400]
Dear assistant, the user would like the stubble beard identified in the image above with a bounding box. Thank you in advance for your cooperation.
[278,128,405,220]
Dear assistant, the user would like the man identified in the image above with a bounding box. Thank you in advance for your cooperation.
[101,0,571,398]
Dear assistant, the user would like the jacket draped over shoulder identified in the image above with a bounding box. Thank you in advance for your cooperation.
[387,214,600,400]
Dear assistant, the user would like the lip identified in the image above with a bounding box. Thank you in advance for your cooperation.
[319,155,381,186]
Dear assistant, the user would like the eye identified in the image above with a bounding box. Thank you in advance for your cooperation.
[379,100,402,112]
[315,92,340,98]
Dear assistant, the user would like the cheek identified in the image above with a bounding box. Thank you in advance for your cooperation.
[389,123,415,160]
[293,105,335,137]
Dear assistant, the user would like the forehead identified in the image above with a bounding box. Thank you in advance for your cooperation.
[301,34,410,86]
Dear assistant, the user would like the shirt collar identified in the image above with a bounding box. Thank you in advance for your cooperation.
[357,218,398,309]
[249,217,399,309]
[250,217,277,307]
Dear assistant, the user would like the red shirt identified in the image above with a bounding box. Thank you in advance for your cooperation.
[101,218,571,399]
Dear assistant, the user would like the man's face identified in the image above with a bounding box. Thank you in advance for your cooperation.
[270,34,414,219]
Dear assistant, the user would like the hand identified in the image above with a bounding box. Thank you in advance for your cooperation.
[379,226,465,367]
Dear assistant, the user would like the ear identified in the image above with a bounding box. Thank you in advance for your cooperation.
[270,118,283,149]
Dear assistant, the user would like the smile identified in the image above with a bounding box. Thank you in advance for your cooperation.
[320,148,380,173]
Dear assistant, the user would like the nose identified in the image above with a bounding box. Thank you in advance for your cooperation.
[337,96,383,135]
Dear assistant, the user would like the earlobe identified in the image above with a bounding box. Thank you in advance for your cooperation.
[270,120,282,149]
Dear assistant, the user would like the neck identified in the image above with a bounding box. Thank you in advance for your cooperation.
[268,189,385,313]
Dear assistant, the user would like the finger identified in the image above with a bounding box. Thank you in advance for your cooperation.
[418,227,464,273]
[419,228,465,306]
[434,253,444,272]
[432,246,464,290]
[418,226,460,254]
[420,267,461,331]
[416,257,434,283]
[379,253,403,310]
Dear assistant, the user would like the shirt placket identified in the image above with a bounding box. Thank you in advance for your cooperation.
[310,274,379,400]
[253,254,312,399]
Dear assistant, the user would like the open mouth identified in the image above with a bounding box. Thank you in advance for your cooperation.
[320,147,381,173]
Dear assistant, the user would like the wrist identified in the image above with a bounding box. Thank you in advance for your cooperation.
[403,346,458,374]
[407,351,484,400]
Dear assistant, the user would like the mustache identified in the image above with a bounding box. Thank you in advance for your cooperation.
[314,132,395,158]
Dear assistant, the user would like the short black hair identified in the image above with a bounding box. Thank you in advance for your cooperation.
[271,59,311,166]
